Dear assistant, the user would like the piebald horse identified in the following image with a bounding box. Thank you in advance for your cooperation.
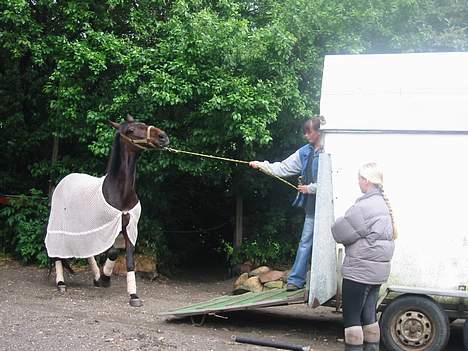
[45,115,169,307]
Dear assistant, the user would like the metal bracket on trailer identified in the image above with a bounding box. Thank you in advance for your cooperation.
[190,312,229,327]
[376,288,390,309]
[190,314,207,327]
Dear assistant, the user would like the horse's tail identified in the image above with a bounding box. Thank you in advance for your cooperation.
[62,259,75,275]
[47,257,54,278]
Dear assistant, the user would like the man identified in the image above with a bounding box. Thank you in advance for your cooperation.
[249,116,324,291]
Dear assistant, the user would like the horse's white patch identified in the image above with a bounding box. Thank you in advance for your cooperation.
[127,271,137,295]
[55,260,64,284]
[103,258,116,276]
[45,173,141,258]
[88,257,101,280]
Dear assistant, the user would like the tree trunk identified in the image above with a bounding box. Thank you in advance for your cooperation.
[234,194,243,248]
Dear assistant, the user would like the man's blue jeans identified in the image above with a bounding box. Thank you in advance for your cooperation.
[287,214,315,288]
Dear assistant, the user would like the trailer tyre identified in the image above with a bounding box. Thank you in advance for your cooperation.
[380,295,449,351]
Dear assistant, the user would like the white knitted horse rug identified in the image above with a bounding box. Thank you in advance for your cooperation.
[45,173,141,258]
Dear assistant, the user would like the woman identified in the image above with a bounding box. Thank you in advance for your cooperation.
[249,116,325,291]
[331,162,397,351]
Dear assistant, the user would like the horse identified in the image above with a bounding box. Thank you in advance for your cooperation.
[44,115,169,307]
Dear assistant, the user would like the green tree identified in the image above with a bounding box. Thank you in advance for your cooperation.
[1,0,467,267]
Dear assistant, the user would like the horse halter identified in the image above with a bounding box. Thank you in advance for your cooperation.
[119,125,158,150]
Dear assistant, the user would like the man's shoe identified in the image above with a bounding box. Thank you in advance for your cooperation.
[286,283,301,291]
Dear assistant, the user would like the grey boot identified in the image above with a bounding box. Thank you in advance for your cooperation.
[363,342,379,351]
[345,344,363,351]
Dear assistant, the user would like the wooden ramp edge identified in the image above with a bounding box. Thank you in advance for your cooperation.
[159,288,308,317]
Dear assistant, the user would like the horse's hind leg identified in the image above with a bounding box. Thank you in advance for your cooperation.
[55,260,67,292]
[97,247,118,288]
[87,256,101,287]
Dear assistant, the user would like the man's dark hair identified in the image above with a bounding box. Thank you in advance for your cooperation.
[303,115,326,133]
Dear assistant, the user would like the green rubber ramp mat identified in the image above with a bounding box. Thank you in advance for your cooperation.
[159,288,307,317]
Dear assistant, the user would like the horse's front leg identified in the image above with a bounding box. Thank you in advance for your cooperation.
[124,237,142,307]
[122,214,142,307]
[55,259,66,292]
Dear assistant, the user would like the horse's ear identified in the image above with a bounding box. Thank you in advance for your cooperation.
[126,114,135,122]
[108,120,120,130]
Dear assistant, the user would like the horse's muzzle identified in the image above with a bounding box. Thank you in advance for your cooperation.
[157,132,170,148]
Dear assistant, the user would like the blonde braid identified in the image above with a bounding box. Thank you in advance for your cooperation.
[377,184,398,240]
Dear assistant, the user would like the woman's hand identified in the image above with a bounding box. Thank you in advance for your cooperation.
[249,161,261,169]
[298,185,310,194]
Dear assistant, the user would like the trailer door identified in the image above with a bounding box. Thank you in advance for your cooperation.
[308,153,338,307]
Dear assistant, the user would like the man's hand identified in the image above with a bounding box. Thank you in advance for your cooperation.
[298,185,310,194]
[249,161,261,169]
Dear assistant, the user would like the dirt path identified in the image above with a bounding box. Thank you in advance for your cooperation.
[0,260,464,351]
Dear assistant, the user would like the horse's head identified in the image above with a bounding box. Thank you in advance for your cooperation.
[109,114,169,150]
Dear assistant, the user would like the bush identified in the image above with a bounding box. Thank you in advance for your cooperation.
[137,217,176,273]
[224,205,301,267]
[0,189,49,266]
[222,234,297,268]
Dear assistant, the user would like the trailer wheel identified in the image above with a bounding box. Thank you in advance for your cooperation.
[380,295,449,351]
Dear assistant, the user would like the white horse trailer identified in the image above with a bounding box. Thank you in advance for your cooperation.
[320,52,468,351]
[162,52,468,351]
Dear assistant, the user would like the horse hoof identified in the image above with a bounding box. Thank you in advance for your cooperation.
[93,279,100,287]
[57,282,67,293]
[129,298,143,307]
[98,275,111,288]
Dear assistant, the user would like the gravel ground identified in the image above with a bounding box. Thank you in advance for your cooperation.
[0,259,464,351]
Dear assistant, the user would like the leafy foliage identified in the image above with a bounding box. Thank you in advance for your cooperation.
[0,190,49,266]
[137,216,176,271]
[1,0,467,266]
[222,237,297,268]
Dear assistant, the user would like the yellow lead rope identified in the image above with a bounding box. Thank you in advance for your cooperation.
[164,147,249,164]
[257,168,299,190]
[163,147,298,190]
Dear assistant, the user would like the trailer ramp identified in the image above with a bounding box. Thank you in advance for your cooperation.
[159,288,307,318]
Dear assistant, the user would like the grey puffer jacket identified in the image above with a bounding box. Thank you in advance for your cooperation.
[331,189,395,285]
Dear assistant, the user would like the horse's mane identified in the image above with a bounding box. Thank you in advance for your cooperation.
[106,132,121,175]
